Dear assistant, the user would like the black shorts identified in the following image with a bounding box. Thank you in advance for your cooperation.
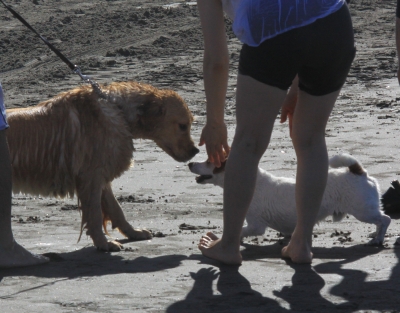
[238,4,356,96]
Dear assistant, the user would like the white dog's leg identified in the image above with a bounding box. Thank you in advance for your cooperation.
[353,210,391,246]
[368,215,391,246]
[241,221,267,240]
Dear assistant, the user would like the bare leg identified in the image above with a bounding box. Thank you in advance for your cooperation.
[281,90,339,263]
[0,130,49,268]
[198,74,286,265]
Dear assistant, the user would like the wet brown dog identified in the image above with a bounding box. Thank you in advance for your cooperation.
[6,81,199,251]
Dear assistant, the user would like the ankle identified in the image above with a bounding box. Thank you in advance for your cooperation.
[219,236,241,251]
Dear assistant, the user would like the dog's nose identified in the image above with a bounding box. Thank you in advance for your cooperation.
[191,147,200,157]
[188,162,194,169]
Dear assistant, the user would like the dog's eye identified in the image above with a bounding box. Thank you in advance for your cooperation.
[179,124,187,131]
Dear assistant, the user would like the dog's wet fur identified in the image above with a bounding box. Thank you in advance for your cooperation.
[6,81,199,251]
[189,154,391,245]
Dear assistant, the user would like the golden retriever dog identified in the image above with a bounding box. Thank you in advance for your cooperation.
[6,81,199,251]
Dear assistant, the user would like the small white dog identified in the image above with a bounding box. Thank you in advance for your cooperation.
[189,154,391,245]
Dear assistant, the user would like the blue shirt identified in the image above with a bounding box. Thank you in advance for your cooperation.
[231,0,345,46]
[0,83,9,131]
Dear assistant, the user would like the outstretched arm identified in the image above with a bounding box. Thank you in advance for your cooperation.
[197,0,230,166]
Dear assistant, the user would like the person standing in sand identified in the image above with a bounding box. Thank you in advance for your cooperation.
[197,0,355,264]
[0,83,49,268]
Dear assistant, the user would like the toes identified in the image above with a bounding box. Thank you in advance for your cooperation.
[281,246,290,259]
[281,244,313,263]
[199,237,210,246]
[206,232,219,240]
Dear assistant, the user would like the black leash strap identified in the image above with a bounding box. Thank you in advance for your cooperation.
[0,0,106,99]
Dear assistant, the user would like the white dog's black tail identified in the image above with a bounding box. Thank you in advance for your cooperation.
[329,154,366,175]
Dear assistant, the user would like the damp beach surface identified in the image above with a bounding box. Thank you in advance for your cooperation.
[1,1,400,312]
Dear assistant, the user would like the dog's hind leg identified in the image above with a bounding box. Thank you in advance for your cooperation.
[352,210,391,246]
[101,183,152,241]
[240,220,267,240]
[77,177,123,252]
[368,214,391,246]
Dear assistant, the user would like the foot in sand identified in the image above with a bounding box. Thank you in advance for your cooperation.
[281,238,313,264]
[0,240,49,268]
[198,232,242,265]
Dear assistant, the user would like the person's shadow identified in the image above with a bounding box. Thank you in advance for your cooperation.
[240,240,400,312]
[0,247,187,299]
[172,240,399,313]
[166,263,290,313]
[273,262,357,312]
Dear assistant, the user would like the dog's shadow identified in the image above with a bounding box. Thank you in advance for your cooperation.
[0,247,187,280]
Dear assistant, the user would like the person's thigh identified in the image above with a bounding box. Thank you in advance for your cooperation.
[233,74,287,156]
[291,90,340,147]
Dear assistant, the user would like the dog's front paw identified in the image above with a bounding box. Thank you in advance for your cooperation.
[96,240,124,252]
[124,228,153,241]
[395,237,400,245]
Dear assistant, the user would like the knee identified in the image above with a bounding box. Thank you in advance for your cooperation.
[232,133,268,158]
[291,131,325,152]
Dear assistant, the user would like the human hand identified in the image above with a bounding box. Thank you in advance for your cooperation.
[199,122,230,167]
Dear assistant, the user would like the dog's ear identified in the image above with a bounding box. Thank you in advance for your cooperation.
[137,99,165,118]
[137,99,166,129]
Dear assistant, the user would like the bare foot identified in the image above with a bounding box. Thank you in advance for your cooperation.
[281,240,313,264]
[0,240,49,268]
[198,232,242,265]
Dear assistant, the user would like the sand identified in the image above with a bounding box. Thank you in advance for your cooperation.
[1,0,400,312]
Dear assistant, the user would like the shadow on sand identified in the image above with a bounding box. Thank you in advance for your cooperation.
[166,242,400,313]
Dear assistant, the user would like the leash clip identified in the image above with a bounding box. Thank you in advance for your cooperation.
[73,66,107,99]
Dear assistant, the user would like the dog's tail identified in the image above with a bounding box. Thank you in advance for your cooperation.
[329,154,366,175]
